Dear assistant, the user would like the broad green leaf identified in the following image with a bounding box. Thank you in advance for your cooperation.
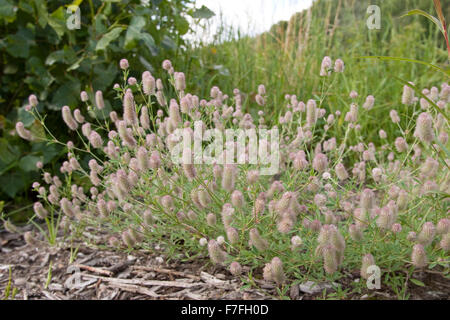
[32,142,62,164]
[0,171,27,198]
[48,6,67,38]
[45,46,77,65]
[5,29,33,58]
[192,5,215,19]
[141,32,156,51]
[18,106,35,126]
[96,27,124,51]
[34,0,49,28]
[92,63,117,90]
[139,56,154,72]
[124,16,146,49]
[67,56,84,71]
[0,0,16,22]
[29,120,46,141]
[175,16,189,35]
[161,35,177,51]
[48,80,81,111]
[45,50,65,66]
[0,138,19,165]
[19,155,41,172]
[4,63,18,74]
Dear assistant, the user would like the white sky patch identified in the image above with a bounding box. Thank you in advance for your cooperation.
[188,0,314,43]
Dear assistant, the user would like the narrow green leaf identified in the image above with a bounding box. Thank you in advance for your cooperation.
[360,56,450,77]
[410,278,426,287]
[402,9,444,35]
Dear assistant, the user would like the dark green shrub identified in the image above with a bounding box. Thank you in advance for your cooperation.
[0,0,214,206]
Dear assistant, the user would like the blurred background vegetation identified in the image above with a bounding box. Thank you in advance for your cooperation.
[1,0,449,220]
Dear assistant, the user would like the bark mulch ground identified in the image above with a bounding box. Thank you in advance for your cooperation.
[1,229,449,300]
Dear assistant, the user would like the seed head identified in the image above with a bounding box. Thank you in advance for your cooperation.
[28,94,38,107]
[95,90,105,110]
[414,112,435,143]
[394,137,408,152]
[122,230,136,248]
[417,222,436,246]
[222,164,236,192]
[123,89,138,126]
[360,188,375,210]
[411,244,428,268]
[207,239,228,265]
[197,187,211,207]
[277,216,294,234]
[231,190,245,208]
[306,99,317,127]
[117,121,136,147]
[291,235,303,250]
[322,244,338,274]
[320,56,332,76]
[391,223,402,233]
[16,122,33,141]
[312,153,328,172]
[73,109,85,124]
[436,218,450,235]
[249,228,268,251]
[376,207,392,231]
[174,72,186,91]
[229,261,242,276]
[407,231,417,242]
[334,59,344,72]
[119,59,129,70]
[226,227,239,244]
[60,198,75,217]
[349,91,358,99]
[440,233,450,252]
[24,231,37,246]
[390,110,400,123]
[263,263,273,282]
[349,224,363,241]
[397,190,408,210]
[360,253,375,279]
[88,131,103,149]
[401,83,415,106]
[162,59,172,71]
[206,213,217,226]
[363,95,375,110]
[33,202,48,219]
[270,257,285,285]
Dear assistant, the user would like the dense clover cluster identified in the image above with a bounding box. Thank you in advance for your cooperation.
[10,57,450,287]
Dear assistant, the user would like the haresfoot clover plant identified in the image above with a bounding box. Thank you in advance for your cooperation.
[8,57,449,292]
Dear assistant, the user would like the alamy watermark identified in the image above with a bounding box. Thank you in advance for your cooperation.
[66,5,81,30]
[170,121,280,176]
[367,5,381,30]
[366,265,381,290]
